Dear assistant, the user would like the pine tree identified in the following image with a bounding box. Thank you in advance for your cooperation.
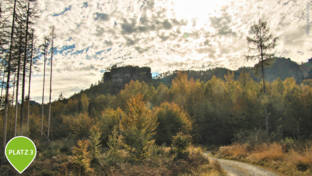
[245,19,278,135]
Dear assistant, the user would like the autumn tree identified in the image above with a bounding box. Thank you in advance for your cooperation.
[80,93,89,113]
[154,101,192,146]
[70,112,94,139]
[98,107,124,146]
[170,71,191,108]
[69,140,93,176]
[118,80,150,110]
[88,125,102,163]
[245,19,278,135]
[118,94,158,161]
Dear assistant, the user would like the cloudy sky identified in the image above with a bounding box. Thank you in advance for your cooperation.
[12,0,312,103]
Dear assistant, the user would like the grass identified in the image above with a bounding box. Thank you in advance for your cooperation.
[0,139,226,176]
[214,140,312,176]
[103,145,226,176]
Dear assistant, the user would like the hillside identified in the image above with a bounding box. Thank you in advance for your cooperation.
[156,57,312,86]
[66,57,312,102]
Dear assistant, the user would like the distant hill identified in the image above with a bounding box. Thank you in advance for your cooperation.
[155,57,312,85]
[69,57,312,101]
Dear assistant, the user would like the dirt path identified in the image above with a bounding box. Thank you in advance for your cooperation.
[203,151,281,176]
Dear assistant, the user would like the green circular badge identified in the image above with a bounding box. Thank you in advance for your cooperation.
[5,136,37,174]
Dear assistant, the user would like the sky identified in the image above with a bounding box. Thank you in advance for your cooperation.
[7,0,312,104]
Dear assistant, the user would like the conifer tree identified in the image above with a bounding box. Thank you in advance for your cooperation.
[245,19,278,135]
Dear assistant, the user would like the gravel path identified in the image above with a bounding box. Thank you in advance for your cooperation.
[202,151,281,176]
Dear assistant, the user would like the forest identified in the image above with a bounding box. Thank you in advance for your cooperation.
[0,0,312,175]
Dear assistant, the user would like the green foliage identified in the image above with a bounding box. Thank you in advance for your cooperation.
[171,132,192,160]
[107,125,121,157]
[80,93,90,113]
[99,107,124,146]
[119,94,158,161]
[280,137,295,152]
[233,128,281,146]
[89,125,102,162]
[154,101,192,145]
[69,112,94,139]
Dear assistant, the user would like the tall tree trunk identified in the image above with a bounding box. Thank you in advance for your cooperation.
[47,26,54,139]
[260,28,269,136]
[20,1,30,136]
[3,0,17,163]
[41,38,47,137]
[1,70,4,99]
[8,74,16,139]
[26,30,34,136]
[15,22,23,137]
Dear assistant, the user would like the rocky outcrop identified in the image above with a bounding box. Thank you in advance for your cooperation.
[103,66,152,84]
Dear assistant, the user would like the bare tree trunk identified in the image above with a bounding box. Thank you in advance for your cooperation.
[8,74,16,139]
[3,0,17,163]
[26,30,34,136]
[47,26,54,139]
[20,1,30,136]
[15,21,23,136]
[260,28,269,136]
[1,70,4,99]
[41,38,47,137]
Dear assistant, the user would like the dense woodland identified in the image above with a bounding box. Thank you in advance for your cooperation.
[0,0,311,175]
[3,69,312,146]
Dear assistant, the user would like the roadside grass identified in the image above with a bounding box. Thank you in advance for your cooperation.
[214,140,312,176]
[104,145,226,176]
[0,139,226,176]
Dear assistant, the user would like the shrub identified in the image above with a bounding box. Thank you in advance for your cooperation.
[281,137,295,153]
[233,128,281,146]
[171,132,192,160]
[248,142,283,162]
[219,143,248,159]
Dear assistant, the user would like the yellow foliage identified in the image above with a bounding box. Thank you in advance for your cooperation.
[70,112,94,138]
[69,139,93,176]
